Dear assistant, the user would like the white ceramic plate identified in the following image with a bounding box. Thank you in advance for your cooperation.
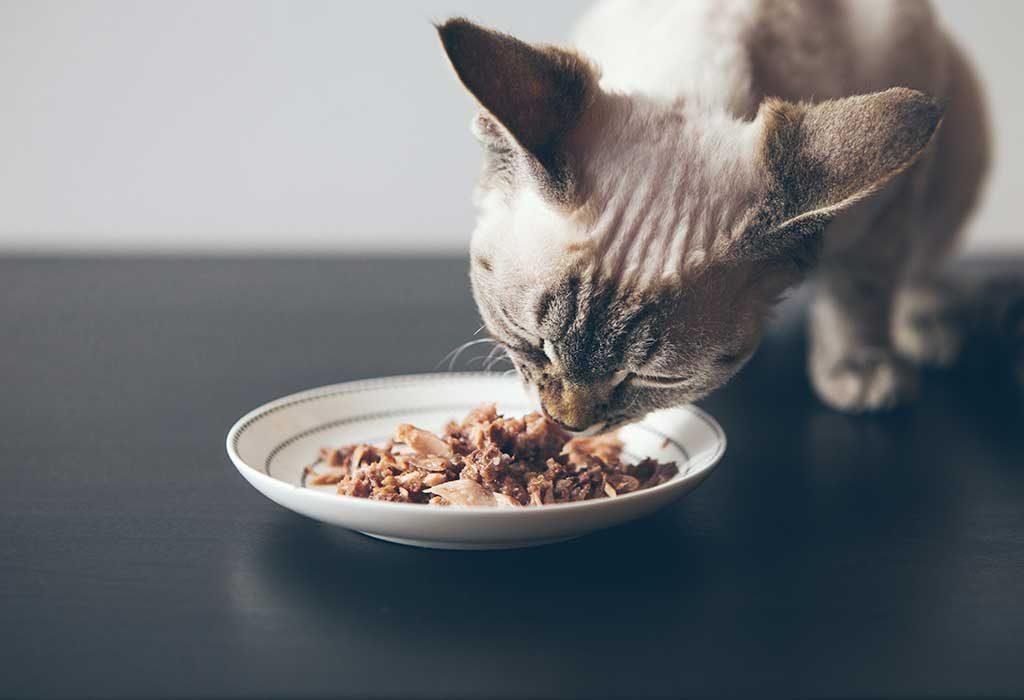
[226,373,726,550]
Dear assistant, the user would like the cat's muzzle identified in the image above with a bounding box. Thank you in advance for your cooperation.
[537,377,612,434]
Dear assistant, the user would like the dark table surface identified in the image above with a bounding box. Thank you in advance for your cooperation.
[2,257,1023,700]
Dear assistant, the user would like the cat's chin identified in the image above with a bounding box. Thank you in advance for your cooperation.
[566,421,608,438]
[579,414,644,436]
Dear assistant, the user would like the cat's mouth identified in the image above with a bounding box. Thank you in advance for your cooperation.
[538,402,605,435]
[559,412,641,437]
[565,421,607,438]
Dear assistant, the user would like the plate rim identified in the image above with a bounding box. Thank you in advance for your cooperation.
[225,372,726,516]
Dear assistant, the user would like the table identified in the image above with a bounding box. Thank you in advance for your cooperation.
[2,258,1023,699]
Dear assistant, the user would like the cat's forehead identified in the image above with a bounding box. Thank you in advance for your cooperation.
[470,97,765,295]
[472,187,585,283]
[579,98,762,203]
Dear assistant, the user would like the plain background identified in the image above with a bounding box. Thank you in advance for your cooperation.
[0,0,1018,255]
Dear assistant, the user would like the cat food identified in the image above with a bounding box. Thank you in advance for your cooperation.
[304,404,678,506]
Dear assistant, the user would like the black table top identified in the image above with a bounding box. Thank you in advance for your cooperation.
[3,257,1023,700]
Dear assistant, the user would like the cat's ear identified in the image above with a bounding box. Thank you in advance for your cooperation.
[743,87,943,263]
[437,18,598,197]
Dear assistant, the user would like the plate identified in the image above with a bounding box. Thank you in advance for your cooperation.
[226,373,726,549]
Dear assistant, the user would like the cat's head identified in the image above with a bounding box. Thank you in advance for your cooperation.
[438,18,942,433]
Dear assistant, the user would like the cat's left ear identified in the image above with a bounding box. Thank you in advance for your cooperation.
[741,87,944,265]
[437,18,599,199]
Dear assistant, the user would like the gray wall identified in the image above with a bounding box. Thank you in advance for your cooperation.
[0,0,1018,254]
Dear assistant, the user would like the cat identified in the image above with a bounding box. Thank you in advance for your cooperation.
[437,0,990,433]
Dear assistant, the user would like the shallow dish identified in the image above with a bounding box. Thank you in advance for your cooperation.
[226,373,726,549]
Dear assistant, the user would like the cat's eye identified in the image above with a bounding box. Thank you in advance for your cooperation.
[499,340,549,367]
[628,373,692,389]
[715,345,754,367]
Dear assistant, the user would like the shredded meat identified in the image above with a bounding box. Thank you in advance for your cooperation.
[304,404,678,506]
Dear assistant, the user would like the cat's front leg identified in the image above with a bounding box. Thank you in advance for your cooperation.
[891,280,967,368]
[808,267,917,413]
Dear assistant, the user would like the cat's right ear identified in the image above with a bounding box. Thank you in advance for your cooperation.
[437,18,599,199]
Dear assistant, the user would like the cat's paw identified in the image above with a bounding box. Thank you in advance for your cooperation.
[892,285,965,368]
[810,349,918,413]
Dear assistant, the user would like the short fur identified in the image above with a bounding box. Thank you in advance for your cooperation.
[437,0,989,431]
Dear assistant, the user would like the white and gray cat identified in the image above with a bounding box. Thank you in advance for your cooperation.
[438,0,990,433]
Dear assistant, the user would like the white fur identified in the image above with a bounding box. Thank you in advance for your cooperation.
[571,0,759,113]
[579,96,764,283]
[471,93,766,291]
[471,0,971,292]
[572,0,945,102]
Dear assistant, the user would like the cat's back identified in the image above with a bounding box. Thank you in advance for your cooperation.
[571,0,760,113]
[572,0,947,114]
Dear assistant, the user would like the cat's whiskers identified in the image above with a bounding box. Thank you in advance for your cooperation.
[485,347,514,371]
[626,392,640,413]
[466,343,506,369]
[478,343,504,370]
[435,338,498,371]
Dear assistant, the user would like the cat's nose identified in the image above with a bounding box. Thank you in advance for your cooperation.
[538,378,609,432]
[540,404,590,432]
